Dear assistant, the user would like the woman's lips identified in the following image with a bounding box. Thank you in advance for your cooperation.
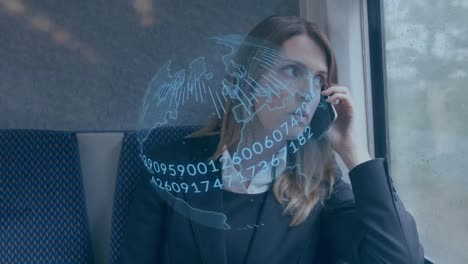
[289,109,309,119]
[289,113,308,124]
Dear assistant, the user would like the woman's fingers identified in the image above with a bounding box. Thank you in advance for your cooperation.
[324,93,349,104]
[321,85,352,105]
[320,85,349,96]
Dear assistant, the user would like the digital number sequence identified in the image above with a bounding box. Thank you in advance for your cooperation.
[230,102,314,165]
[143,157,219,176]
[151,174,239,193]
[143,103,314,177]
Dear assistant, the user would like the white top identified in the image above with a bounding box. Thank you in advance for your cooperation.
[221,146,288,194]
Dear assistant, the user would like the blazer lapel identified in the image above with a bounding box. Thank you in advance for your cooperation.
[184,135,227,264]
[244,188,293,264]
[186,184,226,264]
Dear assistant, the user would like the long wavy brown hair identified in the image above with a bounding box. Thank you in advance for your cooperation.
[190,15,340,226]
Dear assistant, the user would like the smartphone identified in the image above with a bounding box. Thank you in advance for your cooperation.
[309,86,338,139]
[323,88,338,127]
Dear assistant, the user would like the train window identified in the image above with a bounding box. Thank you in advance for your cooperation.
[382,1,468,263]
[300,0,374,178]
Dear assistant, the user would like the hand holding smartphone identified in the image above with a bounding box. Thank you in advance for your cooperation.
[322,85,338,127]
[308,85,338,139]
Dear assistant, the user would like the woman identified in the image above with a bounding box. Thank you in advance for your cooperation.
[119,15,424,263]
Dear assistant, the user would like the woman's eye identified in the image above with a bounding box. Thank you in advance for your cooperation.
[315,75,325,89]
[282,65,301,78]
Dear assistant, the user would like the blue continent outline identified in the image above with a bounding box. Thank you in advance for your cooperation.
[137,34,324,229]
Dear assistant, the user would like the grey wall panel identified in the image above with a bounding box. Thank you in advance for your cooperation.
[77,132,124,264]
[0,0,299,130]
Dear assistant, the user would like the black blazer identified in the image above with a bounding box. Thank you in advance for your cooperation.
[118,134,425,264]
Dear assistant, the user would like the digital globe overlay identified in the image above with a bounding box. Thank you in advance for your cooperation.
[136,34,333,231]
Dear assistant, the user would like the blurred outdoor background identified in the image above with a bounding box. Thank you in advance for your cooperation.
[384,0,468,263]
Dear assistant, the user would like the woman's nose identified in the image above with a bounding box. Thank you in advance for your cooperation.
[296,90,313,103]
[297,77,317,97]
[296,81,317,101]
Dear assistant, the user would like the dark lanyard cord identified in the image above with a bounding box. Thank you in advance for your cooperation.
[241,165,276,264]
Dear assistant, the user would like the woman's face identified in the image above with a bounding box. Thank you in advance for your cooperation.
[253,34,328,140]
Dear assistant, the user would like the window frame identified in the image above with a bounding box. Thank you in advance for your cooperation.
[300,0,376,176]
